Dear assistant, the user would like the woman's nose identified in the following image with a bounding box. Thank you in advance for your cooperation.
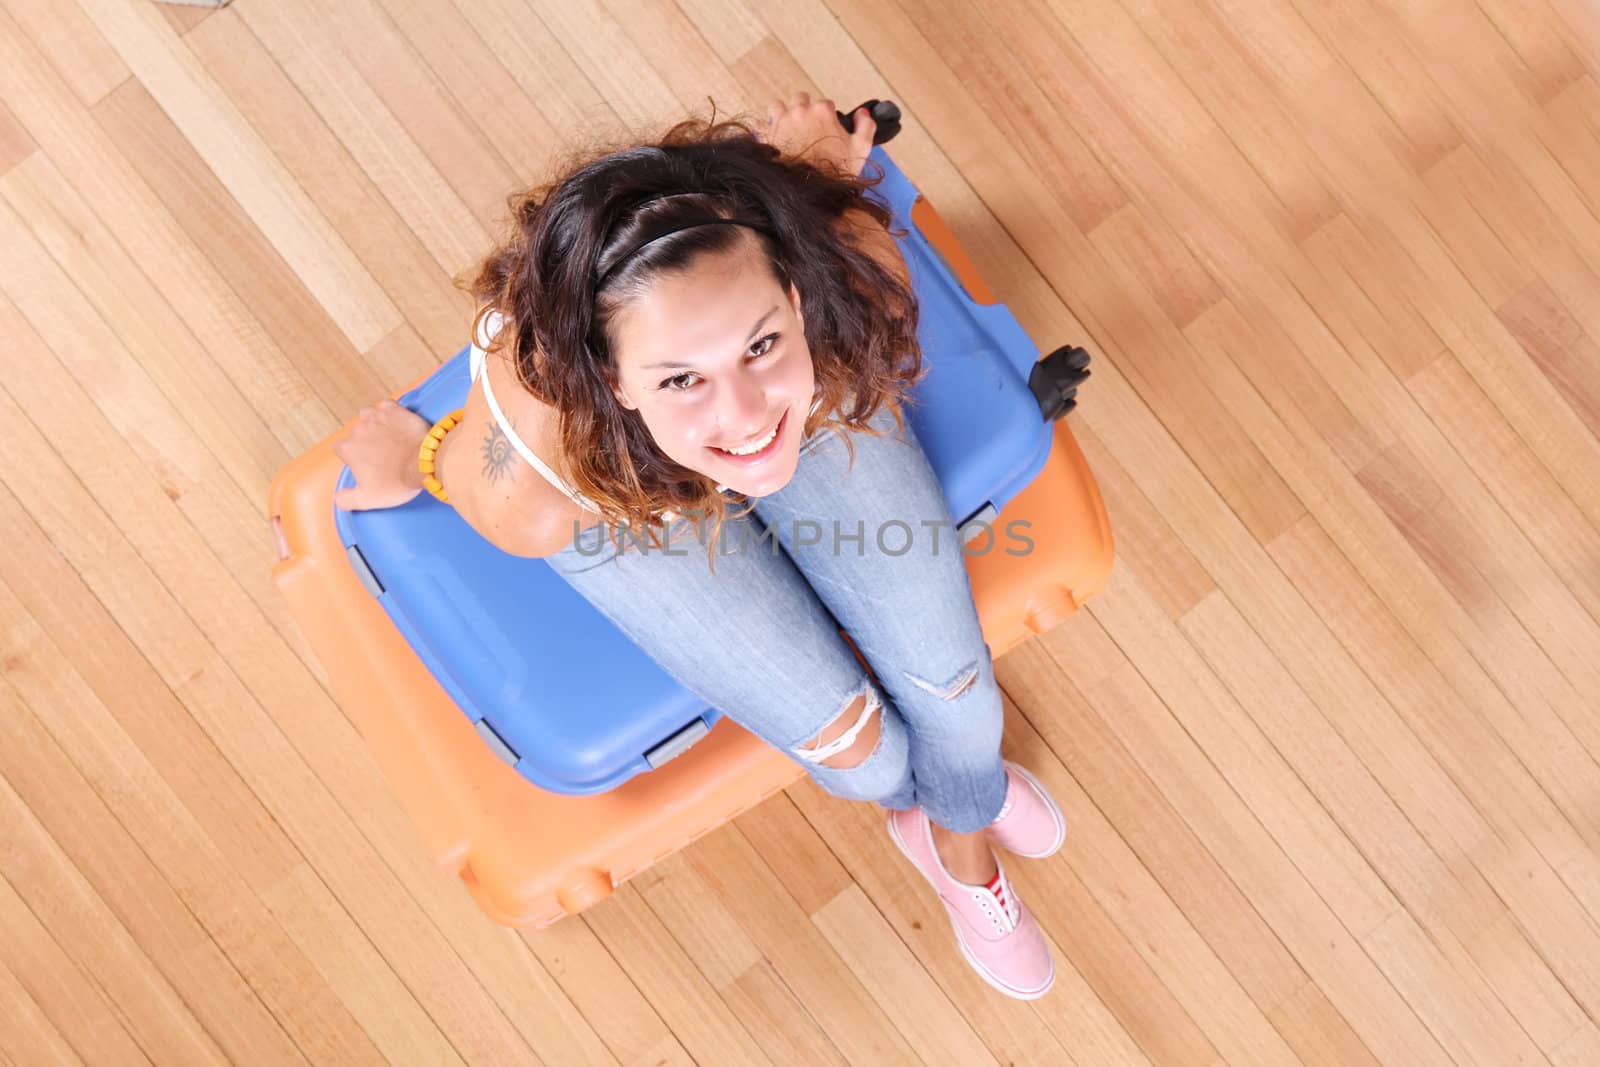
[718,380,770,437]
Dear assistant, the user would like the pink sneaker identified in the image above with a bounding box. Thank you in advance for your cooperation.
[886,807,1055,1000]
[985,761,1067,859]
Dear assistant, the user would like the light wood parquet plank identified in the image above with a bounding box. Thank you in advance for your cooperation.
[0,686,309,1065]
[717,958,853,1067]
[1553,1021,1600,1067]
[225,0,492,285]
[1472,0,1589,101]
[674,0,768,64]
[1496,278,1600,450]
[0,871,146,1065]
[0,581,392,1066]
[1280,1,1600,529]
[0,771,227,1066]
[737,795,1067,1065]
[310,0,524,233]
[73,0,402,351]
[634,851,855,1065]
[1409,345,1600,636]
[1119,0,1343,244]
[1184,287,1600,1017]
[0,18,317,496]
[599,0,750,118]
[1070,421,1218,621]
[0,173,324,678]
[1264,517,1600,1048]
[811,884,1004,1067]
[182,10,463,370]
[581,884,775,1066]
[1190,275,1600,844]
[445,0,625,139]
[684,821,924,1065]
[373,0,564,186]
[728,37,828,136]
[535,0,693,133]
[1139,537,1587,1055]
[157,5,211,36]
[519,912,693,1067]
[1546,72,1600,146]
[92,80,386,441]
[0,0,130,107]
[1390,0,1600,252]
[0,322,503,1065]
[630,854,763,991]
[1429,141,1600,420]
[0,961,80,1067]
[0,98,34,177]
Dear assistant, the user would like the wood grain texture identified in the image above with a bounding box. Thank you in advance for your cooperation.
[3,0,1598,1062]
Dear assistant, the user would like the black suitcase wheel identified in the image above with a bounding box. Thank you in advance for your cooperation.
[836,99,903,145]
[1030,345,1092,421]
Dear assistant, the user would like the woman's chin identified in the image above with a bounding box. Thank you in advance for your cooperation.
[712,447,799,498]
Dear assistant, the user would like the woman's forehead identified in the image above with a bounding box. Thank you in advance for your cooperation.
[612,243,790,369]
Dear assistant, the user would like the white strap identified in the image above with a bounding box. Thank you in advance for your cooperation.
[470,311,602,514]
[477,369,603,514]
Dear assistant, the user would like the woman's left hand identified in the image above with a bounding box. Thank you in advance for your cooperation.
[763,91,876,177]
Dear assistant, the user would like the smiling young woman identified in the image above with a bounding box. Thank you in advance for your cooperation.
[332,92,1065,1000]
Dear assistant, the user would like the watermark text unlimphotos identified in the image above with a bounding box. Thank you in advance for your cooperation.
[571,510,1035,558]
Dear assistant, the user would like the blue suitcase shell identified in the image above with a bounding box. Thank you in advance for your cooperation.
[333,146,1053,795]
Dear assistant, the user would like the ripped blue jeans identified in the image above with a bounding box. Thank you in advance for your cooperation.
[544,404,1008,833]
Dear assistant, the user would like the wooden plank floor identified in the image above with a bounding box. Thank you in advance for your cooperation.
[2,0,1599,1063]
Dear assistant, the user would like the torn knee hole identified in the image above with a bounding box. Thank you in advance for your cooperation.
[795,688,883,769]
[904,662,980,702]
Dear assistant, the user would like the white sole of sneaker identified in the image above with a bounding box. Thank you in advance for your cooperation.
[993,760,1068,859]
[886,813,1056,1001]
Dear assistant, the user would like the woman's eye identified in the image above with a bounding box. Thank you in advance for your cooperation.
[658,333,779,392]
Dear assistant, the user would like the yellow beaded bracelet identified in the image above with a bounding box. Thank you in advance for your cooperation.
[417,409,465,502]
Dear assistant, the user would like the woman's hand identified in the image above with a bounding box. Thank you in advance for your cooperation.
[332,399,430,511]
[763,91,876,177]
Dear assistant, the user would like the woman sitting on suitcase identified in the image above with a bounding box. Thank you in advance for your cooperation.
[334,92,1065,1000]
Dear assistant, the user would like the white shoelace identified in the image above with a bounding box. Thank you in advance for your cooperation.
[971,873,1021,933]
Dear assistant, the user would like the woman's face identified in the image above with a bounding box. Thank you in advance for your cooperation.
[608,235,815,498]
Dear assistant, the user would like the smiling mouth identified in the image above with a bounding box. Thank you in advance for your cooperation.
[708,410,788,462]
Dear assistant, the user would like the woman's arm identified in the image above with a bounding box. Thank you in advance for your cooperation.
[762,93,912,289]
[764,91,878,179]
[333,371,580,559]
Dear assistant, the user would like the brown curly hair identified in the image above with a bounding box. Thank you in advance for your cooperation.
[464,112,923,563]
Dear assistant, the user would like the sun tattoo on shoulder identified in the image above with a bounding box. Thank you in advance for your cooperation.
[481,419,517,484]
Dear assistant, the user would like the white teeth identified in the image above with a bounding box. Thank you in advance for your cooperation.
[716,420,779,456]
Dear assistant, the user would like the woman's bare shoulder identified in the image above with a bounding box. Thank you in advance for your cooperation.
[459,346,590,535]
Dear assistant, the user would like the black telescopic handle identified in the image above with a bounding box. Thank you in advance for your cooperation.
[836,99,902,145]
